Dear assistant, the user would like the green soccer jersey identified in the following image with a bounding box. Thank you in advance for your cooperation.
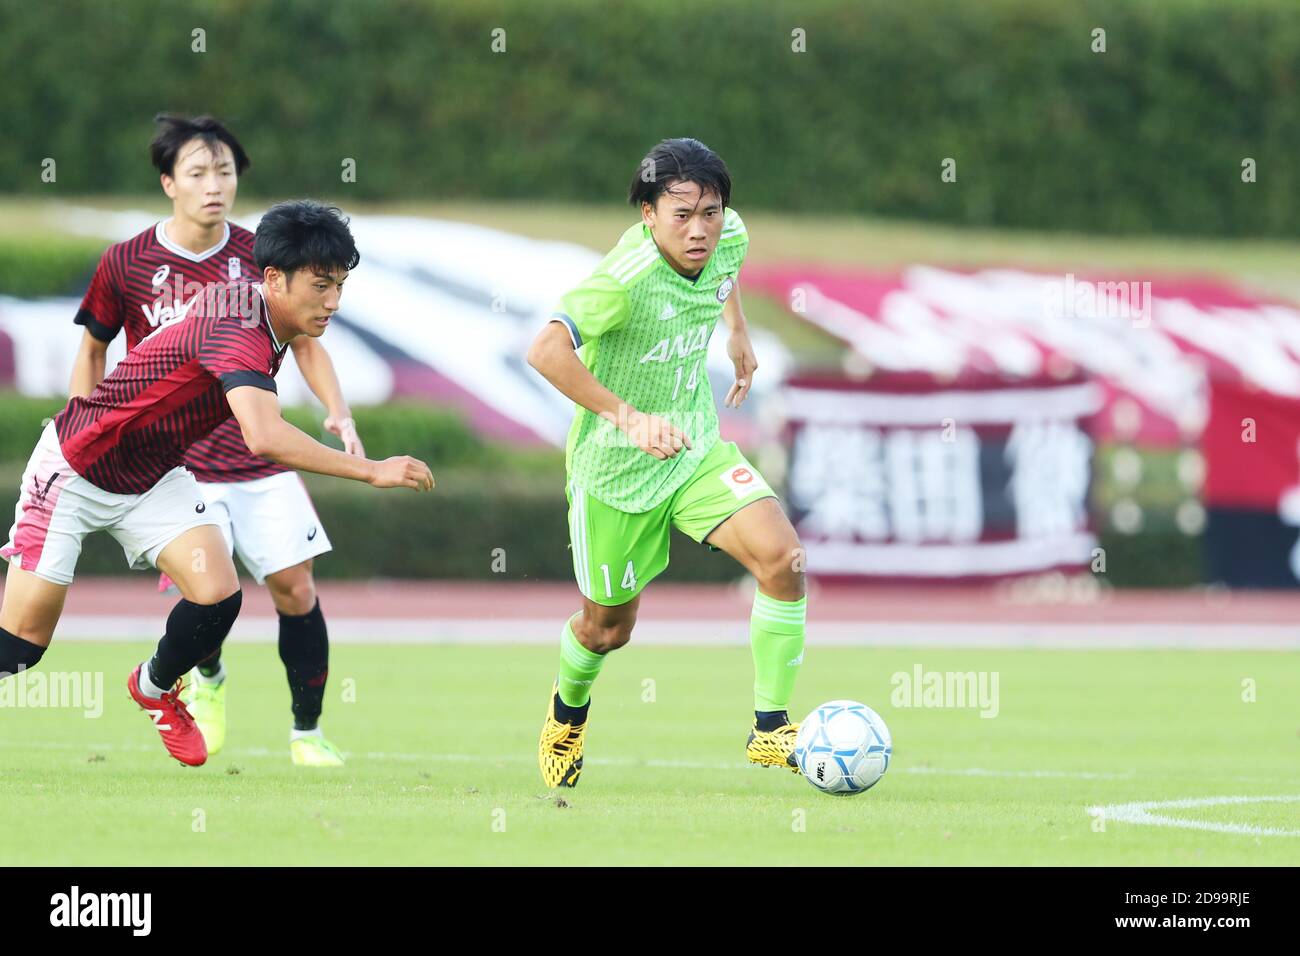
[552,208,749,513]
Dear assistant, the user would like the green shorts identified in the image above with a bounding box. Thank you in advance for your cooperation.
[566,440,777,606]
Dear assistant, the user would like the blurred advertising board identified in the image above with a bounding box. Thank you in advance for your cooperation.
[781,372,1102,580]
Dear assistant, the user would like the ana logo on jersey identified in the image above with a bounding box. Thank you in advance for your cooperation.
[640,323,710,364]
[228,257,241,280]
[716,275,735,303]
[151,264,170,288]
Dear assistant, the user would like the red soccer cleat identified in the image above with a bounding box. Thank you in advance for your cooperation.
[127,665,208,766]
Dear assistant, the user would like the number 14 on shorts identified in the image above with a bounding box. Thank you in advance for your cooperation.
[599,560,637,598]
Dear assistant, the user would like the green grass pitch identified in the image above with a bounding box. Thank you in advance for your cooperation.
[1,642,1297,866]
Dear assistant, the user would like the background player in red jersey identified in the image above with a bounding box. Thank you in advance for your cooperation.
[67,115,364,765]
[0,200,434,766]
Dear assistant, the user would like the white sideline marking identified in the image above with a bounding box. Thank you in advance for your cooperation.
[908,766,1134,781]
[1086,795,1300,837]
[0,739,1226,782]
[45,615,1300,649]
[12,741,1298,787]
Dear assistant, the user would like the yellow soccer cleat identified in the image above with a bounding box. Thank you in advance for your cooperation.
[290,734,345,767]
[538,684,585,788]
[181,671,227,756]
[746,720,802,774]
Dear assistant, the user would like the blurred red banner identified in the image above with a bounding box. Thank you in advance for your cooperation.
[781,371,1101,581]
[747,265,1300,448]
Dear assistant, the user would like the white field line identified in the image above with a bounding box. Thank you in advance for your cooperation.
[46,615,1300,649]
[1086,795,1300,837]
[10,739,1298,786]
[8,738,1130,776]
[14,740,1299,836]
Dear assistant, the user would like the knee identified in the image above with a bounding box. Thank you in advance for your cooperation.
[578,612,636,654]
[268,569,317,617]
[188,578,241,606]
[755,539,806,600]
[178,555,239,605]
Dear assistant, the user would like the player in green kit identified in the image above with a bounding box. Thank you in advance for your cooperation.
[527,138,807,788]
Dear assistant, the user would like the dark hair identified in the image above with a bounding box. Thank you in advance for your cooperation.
[254,200,361,276]
[628,138,731,210]
[149,113,251,177]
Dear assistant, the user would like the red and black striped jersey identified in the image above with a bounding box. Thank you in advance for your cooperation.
[75,221,289,484]
[56,287,288,495]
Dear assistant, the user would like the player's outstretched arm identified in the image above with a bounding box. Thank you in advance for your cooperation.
[526,320,691,460]
[68,329,110,400]
[226,385,433,490]
[720,279,757,409]
[290,335,365,456]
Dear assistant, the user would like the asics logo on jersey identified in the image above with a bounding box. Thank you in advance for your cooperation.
[640,323,710,364]
[141,291,200,330]
[151,264,171,287]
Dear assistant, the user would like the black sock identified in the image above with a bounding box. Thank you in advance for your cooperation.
[147,591,242,690]
[279,599,328,732]
[755,709,790,732]
[196,647,223,679]
[553,692,589,725]
[0,627,46,679]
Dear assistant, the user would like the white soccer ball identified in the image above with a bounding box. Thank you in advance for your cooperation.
[794,700,892,796]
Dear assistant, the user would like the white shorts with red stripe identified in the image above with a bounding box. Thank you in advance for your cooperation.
[2,422,217,586]
[197,471,332,585]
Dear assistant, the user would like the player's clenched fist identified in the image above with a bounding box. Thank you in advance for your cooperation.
[622,411,692,460]
[369,455,434,491]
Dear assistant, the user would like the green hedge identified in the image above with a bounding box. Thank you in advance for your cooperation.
[0,392,1205,586]
[17,465,739,585]
[0,237,102,298]
[1094,530,1203,588]
[46,469,1203,587]
[0,396,66,458]
[0,393,729,582]
[0,0,1297,236]
[50,486,1206,587]
[0,392,561,470]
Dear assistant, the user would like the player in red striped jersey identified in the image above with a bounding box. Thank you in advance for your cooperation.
[66,115,364,765]
[1,200,434,766]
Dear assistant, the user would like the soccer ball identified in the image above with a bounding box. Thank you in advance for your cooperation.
[794,700,892,796]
